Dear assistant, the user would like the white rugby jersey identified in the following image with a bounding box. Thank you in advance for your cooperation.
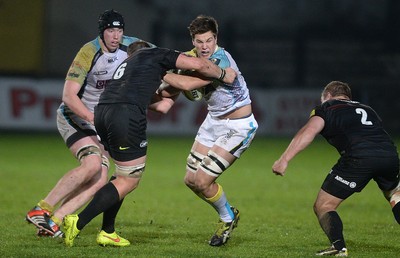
[63,36,141,113]
[186,46,251,117]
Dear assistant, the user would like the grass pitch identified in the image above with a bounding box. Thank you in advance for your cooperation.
[0,133,399,257]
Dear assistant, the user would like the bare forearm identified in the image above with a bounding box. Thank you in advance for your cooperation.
[163,73,210,91]
[280,128,315,162]
[176,54,236,84]
[149,94,178,114]
[62,80,94,124]
[63,94,94,124]
[272,116,324,176]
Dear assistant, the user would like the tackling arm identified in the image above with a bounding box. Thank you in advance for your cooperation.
[148,92,179,114]
[175,54,236,84]
[163,73,211,91]
[272,116,325,176]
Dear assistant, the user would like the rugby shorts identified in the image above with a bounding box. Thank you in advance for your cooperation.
[57,104,97,148]
[322,155,400,199]
[95,103,147,162]
[195,113,258,158]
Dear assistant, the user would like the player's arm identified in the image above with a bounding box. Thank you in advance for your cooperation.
[62,80,94,124]
[163,73,211,91]
[148,92,179,114]
[272,116,325,176]
[175,54,236,84]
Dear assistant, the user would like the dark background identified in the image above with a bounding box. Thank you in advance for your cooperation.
[2,0,399,134]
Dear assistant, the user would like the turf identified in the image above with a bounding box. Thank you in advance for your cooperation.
[0,133,399,257]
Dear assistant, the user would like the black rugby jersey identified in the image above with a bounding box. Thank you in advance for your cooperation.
[99,47,180,110]
[312,99,397,157]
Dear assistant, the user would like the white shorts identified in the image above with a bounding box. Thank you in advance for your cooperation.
[195,113,258,158]
[57,104,97,148]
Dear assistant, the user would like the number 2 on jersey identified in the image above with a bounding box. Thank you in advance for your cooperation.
[355,108,372,125]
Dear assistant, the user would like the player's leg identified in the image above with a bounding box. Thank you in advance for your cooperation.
[314,189,345,250]
[184,141,239,246]
[314,189,347,256]
[384,185,400,223]
[64,103,147,247]
[99,176,124,234]
[376,156,400,224]
[26,137,103,237]
[189,144,236,215]
[63,157,145,247]
[383,178,400,223]
[46,137,104,202]
[26,108,105,236]
[184,114,257,246]
[52,157,109,223]
[192,145,240,247]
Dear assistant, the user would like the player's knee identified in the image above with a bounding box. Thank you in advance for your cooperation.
[76,145,103,177]
[115,163,146,178]
[193,177,211,192]
[391,201,400,224]
[387,186,400,224]
[384,181,400,205]
[389,190,400,206]
[313,203,319,216]
[91,168,108,189]
[200,150,230,177]
[186,151,205,173]
[184,173,195,189]
[313,201,329,218]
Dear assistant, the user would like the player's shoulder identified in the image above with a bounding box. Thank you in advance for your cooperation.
[212,46,229,58]
[211,46,232,67]
[121,36,140,46]
[76,38,101,59]
[185,48,197,57]
[121,36,156,47]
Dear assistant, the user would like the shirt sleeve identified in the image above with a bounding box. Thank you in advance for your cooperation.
[65,42,97,85]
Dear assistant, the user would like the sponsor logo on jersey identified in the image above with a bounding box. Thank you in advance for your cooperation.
[95,79,110,89]
[93,71,108,75]
[108,56,118,63]
[334,175,356,188]
[210,58,220,65]
[68,72,79,78]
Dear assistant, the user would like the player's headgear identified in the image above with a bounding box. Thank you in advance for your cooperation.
[98,9,125,40]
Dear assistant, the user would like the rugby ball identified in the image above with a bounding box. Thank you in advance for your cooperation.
[183,88,205,101]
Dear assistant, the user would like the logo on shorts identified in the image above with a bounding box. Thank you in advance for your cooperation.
[140,140,148,148]
[334,175,356,188]
[220,129,236,145]
[119,146,130,150]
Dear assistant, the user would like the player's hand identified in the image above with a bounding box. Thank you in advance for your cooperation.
[222,68,236,84]
[87,112,95,125]
[272,159,288,176]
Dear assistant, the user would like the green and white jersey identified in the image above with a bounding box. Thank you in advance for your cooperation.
[64,36,141,113]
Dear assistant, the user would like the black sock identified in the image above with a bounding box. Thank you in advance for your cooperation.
[318,211,346,250]
[392,202,400,224]
[101,176,125,233]
[77,182,120,230]
[101,198,124,233]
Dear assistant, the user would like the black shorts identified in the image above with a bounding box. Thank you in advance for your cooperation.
[321,156,399,199]
[95,103,147,162]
